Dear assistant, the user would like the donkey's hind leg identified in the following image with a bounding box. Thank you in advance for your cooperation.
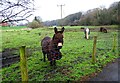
[42,51,46,62]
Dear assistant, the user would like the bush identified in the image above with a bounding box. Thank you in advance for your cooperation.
[27,20,42,29]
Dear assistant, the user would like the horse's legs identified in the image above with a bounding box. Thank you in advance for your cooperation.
[86,33,89,39]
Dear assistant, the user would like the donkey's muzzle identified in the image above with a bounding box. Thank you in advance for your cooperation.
[58,46,62,49]
[58,43,62,49]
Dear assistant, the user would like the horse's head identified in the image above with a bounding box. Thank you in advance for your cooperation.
[52,27,65,50]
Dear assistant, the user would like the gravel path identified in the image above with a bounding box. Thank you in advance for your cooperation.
[89,58,119,81]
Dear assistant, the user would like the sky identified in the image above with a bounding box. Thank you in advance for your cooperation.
[29,0,119,22]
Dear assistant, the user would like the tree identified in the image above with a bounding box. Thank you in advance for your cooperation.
[27,16,43,29]
[108,1,119,25]
[34,16,42,24]
[27,20,41,29]
[0,0,35,23]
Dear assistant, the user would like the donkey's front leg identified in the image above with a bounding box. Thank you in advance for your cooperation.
[53,60,56,66]
[50,61,53,66]
[50,60,56,66]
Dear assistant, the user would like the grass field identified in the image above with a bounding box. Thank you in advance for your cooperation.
[0,26,26,30]
[1,25,119,81]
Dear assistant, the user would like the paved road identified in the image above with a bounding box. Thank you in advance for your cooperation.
[89,58,119,81]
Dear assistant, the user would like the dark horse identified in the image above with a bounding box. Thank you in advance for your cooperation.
[100,27,107,33]
[41,27,65,66]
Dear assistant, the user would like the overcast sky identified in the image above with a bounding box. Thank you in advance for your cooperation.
[29,0,119,22]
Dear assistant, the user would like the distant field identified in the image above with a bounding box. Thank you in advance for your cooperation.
[0,25,118,31]
[49,25,118,29]
[1,25,119,81]
[0,26,27,30]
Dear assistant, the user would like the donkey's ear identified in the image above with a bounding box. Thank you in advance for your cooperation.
[54,27,57,33]
[61,27,65,33]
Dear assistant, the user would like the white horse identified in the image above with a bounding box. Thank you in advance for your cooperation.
[84,28,90,39]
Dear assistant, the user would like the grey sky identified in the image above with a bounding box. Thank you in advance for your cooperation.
[29,0,119,22]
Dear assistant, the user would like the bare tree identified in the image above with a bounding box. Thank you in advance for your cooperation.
[0,0,35,23]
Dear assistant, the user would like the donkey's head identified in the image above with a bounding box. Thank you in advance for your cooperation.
[52,27,65,49]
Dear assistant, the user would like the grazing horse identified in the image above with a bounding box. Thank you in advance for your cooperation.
[84,28,90,39]
[41,27,65,66]
[100,27,107,33]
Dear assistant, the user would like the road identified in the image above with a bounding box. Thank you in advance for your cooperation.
[89,58,119,81]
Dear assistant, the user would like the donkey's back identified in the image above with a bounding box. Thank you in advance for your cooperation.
[41,36,51,54]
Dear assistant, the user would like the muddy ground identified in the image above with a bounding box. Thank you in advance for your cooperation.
[0,48,32,68]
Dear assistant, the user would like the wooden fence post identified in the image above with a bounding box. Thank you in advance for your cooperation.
[92,36,97,63]
[20,46,28,82]
[112,34,116,52]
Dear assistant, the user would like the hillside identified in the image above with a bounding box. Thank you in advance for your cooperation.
[43,1,119,26]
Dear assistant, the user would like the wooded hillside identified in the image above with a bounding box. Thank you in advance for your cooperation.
[43,1,119,26]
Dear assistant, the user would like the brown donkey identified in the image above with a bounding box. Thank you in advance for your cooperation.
[100,27,107,33]
[41,27,65,66]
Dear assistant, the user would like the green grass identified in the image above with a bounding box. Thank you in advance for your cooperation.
[1,26,119,81]
[49,25,118,29]
[0,26,27,30]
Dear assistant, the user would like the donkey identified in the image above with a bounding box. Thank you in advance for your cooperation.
[84,28,90,39]
[41,27,65,66]
[100,27,107,33]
